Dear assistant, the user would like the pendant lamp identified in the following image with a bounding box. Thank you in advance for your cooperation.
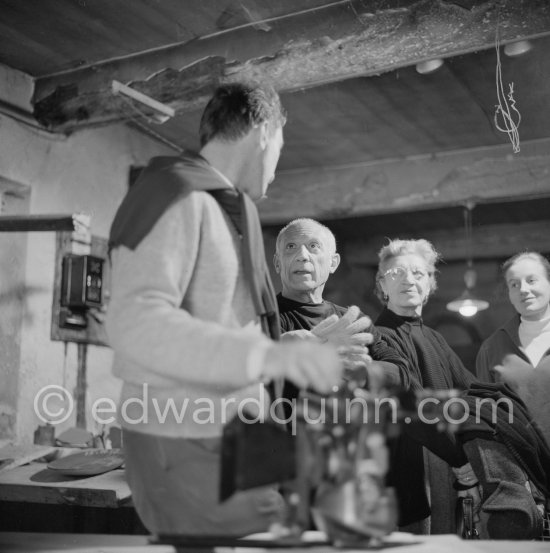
[446,201,489,317]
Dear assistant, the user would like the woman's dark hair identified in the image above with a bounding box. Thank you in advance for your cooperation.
[199,82,286,147]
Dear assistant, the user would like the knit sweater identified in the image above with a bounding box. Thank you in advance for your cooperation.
[375,307,475,526]
[277,294,407,383]
[106,155,272,439]
[375,307,476,392]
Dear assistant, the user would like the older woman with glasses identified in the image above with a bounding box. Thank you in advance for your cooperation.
[375,239,476,391]
[373,239,477,535]
[373,238,550,540]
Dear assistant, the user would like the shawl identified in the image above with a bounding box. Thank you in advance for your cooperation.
[375,307,476,392]
[108,153,280,340]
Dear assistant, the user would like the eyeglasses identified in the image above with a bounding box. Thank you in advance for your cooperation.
[383,266,428,281]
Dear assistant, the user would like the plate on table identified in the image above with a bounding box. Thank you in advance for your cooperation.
[47,448,124,476]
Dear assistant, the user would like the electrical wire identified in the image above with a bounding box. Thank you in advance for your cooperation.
[494,28,521,153]
[464,201,473,273]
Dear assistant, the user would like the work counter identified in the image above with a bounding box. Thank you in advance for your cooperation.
[0,461,130,507]
[0,459,547,550]
[0,532,549,553]
[0,461,145,534]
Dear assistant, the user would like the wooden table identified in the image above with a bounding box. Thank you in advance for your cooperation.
[0,532,549,553]
[0,462,145,534]
[0,532,172,552]
[0,462,131,508]
[0,464,547,549]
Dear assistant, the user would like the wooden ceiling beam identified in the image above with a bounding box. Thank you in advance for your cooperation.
[258,138,550,223]
[32,0,550,130]
[345,219,550,265]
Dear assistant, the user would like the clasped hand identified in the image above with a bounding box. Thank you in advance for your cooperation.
[313,306,373,384]
[281,306,373,384]
[311,305,372,347]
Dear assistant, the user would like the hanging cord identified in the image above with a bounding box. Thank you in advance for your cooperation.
[463,201,476,288]
[465,202,473,271]
[494,25,521,153]
[464,203,472,263]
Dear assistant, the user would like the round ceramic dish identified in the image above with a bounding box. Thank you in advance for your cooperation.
[47,448,124,476]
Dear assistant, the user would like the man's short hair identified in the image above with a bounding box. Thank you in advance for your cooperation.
[276,218,337,255]
[199,82,287,147]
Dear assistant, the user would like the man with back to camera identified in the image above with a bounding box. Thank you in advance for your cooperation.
[105,83,345,537]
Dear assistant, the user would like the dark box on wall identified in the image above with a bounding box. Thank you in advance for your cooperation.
[61,254,104,309]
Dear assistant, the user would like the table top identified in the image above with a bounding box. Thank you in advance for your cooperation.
[0,533,170,552]
[0,461,131,508]
[0,532,549,553]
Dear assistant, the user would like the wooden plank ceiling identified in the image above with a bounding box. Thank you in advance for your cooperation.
[0,0,549,250]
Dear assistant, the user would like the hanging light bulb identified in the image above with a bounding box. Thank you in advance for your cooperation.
[447,265,489,317]
[458,302,479,317]
[446,202,490,317]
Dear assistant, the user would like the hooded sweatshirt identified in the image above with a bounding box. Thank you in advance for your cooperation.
[106,154,272,439]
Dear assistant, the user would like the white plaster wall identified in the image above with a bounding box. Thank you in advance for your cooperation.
[0,187,30,442]
[0,113,173,444]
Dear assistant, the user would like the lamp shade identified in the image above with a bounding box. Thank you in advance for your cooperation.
[446,289,489,317]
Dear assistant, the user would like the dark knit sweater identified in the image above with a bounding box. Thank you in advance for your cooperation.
[374,308,477,525]
[375,307,476,392]
[277,294,408,385]
[376,307,550,524]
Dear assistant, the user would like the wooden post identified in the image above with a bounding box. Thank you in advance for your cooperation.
[75,343,88,429]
